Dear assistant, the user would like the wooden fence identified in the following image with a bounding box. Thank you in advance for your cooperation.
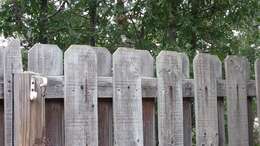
[0,38,259,146]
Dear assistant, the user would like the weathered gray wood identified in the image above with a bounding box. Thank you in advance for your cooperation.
[4,39,23,146]
[247,97,254,146]
[156,51,188,146]
[28,44,64,146]
[139,50,155,146]
[94,47,113,146]
[28,44,63,75]
[28,76,257,99]
[225,56,250,146]
[14,73,45,146]
[113,48,153,146]
[64,45,98,146]
[255,59,260,131]
[193,53,222,146]
[94,47,112,77]
[217,97,225,146]
[0,45,4,146]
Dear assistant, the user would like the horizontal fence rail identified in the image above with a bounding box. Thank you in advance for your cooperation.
[0,39,259,146]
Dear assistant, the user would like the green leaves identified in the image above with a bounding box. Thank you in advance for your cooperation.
[0,0,258,64]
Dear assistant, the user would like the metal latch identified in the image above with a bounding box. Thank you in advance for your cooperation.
[30,75,48,101]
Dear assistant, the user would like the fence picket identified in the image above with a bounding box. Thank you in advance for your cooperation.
[13,73,45,146]
[64,45,98,146]
[225,56,250,146]
[4,39,23,146]
[95,47,113,146]
[113,48,153,146]
[255,59,260,130]
[28,44,64,146]
[156,51,188,146]
[0,45,4,146]
[193,53,222,146]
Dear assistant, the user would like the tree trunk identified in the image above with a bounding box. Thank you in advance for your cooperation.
[39,0,48,43]
[89,0,97,46]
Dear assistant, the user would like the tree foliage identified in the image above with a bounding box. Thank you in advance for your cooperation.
[0,0,259,62]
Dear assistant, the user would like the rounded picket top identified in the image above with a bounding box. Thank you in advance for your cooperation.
[28,43,63,75]
[224,55,250,80]
[93,47,112,76]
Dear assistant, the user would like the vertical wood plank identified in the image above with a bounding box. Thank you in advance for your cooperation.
[64,45,98,146]
[4,39,23,146]
[183,99,192,146]
[98,98,113,146]
[143,98,156,146]
[93,47,113,146]
[225,56,250,146]
[193,53,222,146]
[217,97,225,146]
[45,99,64,146]
[13,73,45,146]
[182,53,192,146]
[255,59,260,137]
[113,48,153,146]
[28,44,64,146]
[156,51,189,146]
[28,43,63,75]
[0,44,4,146]
[0,100,4,146]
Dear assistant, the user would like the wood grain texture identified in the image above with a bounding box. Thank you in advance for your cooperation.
[183,99,192,146]
[45,99,64,146]
[28,44,63,75]
[255,59,260,131]
[113,48,153,146]
[0,100,4,146]
[225,56,250,146]
[28,43,64,146]
[93,47,113,146]
[14,73,45,146]
[98,98,113,146]
[217,97,225,146]
[193,53,222,146]
[4,39,23,146]
[94,47,112,77]
[156,51,189,146]
[143,98,156,146]
[64,45,98,146]
[0,76,257,100]
[0,45,4,146]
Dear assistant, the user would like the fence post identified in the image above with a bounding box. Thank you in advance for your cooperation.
[64,45,98,146]
[28,44,64,146]
[13,72,46,146]
[193,53,222,146]
[156,51,188,146]
[225,56,250,146]
[113,48,153,146]
[94,47,113,146]
[4,39,23,146]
